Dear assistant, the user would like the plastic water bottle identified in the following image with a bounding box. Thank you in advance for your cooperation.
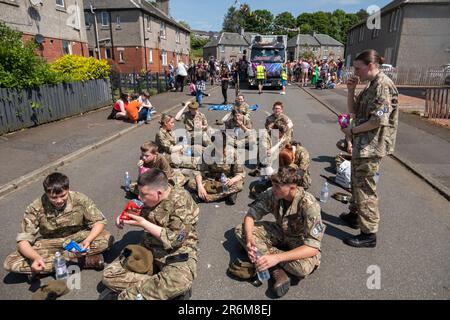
[124,171,131,192]
[136,293,144,300]
[254,248,270,282]
[54,251,68,280]
[221,173,229,193]
[146,109,152,122]
[320,181,330,203]
[181,136,192,157]
[374,171,380,184]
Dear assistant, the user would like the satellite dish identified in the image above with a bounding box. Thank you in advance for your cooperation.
[35,34,44,44]
[29,0,43,6]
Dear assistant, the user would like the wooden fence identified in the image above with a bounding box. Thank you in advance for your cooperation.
[425,88,449,119]
[0,78,111,135]
[342,67,449,86]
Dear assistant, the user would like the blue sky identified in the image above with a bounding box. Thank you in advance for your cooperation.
[169,0,392,31]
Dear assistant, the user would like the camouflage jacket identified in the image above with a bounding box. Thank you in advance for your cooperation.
[247,187,325,250]
[293,145,310,172]
[232,102,250,115]
[181,111,208,132]
[353,71,399,158]
[16,191,107,244]
[155,127,176,154]
[193,151,246,181]
[142,153,173,178]
[141,187,199,258]
[224,115,253,132]
[265,113,294,140]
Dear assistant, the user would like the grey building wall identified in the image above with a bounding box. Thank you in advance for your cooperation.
[1,0,87,42]
[396,4,450,68]
[203,47,217,60]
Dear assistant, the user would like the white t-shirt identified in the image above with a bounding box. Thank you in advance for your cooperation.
[138,96,153,109]
[177,63,188,76]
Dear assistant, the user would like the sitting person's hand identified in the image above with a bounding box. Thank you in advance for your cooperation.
[198,185,208,200]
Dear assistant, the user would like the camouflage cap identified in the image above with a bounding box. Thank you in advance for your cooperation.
[204,180,223,194]
[228,258,256,280]
[120,244,154,275]
[32,280,70,300]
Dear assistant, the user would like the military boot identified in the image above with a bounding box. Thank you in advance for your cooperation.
[343,232,377,248]
[270,267,290,298]
[79,254,105,270]
[226,193,238,205]
[339,212,359,229]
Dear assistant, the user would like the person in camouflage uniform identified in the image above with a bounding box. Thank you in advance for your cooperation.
[224,108,255,149]
[3,173,113,276]
[340,49,399,248]
[265,101,294,141]
[234,166,324,298]
[175,101,211,147]
[186,134,245,205]
[102,169,199,300]
[155,114,198,171]
[279,142,312,190]
[218,94,251,125]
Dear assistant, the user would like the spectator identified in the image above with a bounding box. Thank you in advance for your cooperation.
[196,66,207,108]
[337,58,344,84]
[220,64,231,104]
[138,92,155,123]
[300,59,310,87]
[208,57,216,85]
[108,92,128,120]
[175,60,188,92]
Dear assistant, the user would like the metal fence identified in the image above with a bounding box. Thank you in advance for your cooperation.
[109,72,170,101]
[342,67,449,86]
[425,88,449,119]
[0,78,111,135]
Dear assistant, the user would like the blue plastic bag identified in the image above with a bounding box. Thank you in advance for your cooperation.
[64,239,88,253]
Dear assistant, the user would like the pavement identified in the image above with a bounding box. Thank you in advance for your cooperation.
[302,86,450,200]
[0,86,215,198]
[0,84,449,300]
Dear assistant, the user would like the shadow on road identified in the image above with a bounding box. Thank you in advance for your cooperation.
[103,230,143,264]
[312,155,336,174]
[321,211,355,240]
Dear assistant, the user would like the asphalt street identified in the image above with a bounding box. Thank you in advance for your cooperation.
[0,85,449,300]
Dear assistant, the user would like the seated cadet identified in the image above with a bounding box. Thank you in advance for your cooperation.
[218,94,250,125]
[234,166,324,298]
[249,118,290,177]
[224,108,255,149]
[155,114,198,170]
[265,101,294,141]
[129,141,188,194]
[102,169,199,300]
[279,142,312,190]
[174,101,211,147]
[186,133,245,205]
[3,173,113,278]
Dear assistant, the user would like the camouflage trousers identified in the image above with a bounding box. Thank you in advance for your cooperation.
[3,230,113,275]
[102,253,197,300]
[234,222,320,278]
[167,151,201,170]
[349,157,382,234]
[186,178,243,202]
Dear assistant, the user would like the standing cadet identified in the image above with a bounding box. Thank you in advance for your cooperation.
[340,49,399,248]
[102,169,199,300]
[4,173,113,277]
[256,61,266,94]
[234,167,324,298]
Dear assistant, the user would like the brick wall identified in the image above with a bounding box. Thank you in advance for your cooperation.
[22,34,88,62]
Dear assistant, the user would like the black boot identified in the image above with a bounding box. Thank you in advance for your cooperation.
[225,193,237,205]
[339,212,359,229]
[343,232,377,248]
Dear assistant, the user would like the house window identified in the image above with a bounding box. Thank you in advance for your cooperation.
[119,50,125,63]
[162,50,167,66]
[220,45,225,53]
[116,15,121,27]
[84,13,91,27]
[147,16,151,31]
[176,30,180,43]
[239,46,243,53]
[389,11,394,32]
[393,9,400,31]
[62,40,72,55]
[56,0,65,8]
[160,22,166,39]
[176,52,181,62]
[149,48,153,64]
[105,48,111,59]
[89,49,94,57]
[101,11,109,27]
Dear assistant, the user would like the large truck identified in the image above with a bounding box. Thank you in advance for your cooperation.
[247,35,287,88]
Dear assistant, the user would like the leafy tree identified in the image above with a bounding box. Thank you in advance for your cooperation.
[222,6,245,33]
[178,20,190,30]
[273,12,297,37]
[245,9,274,33]
[356,9,369,21]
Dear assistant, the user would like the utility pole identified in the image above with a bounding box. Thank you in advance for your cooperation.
[90,2,101,59]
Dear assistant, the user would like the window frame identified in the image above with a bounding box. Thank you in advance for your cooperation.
[160,22,166,39]
[116,15,121,27]
[62,40,72,55]
[101,11,109,27]
[149,48,153,64]
[220,45,225,53]
[162,50,168,66]
[56,0,65,8]
[119,50,125,63]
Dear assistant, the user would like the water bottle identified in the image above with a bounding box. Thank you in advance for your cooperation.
[374,171,380,184]
[124,171,131,192]
[136,293,144,300]
[54,251,68,280]
[146,109,152,122]
[221,173,229,193]
[320,181,330,203]
[254,248,270,282]
[181,136,192,157]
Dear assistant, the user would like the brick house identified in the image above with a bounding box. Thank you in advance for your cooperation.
[345,0,450,69]
[1,0,88,62]
[287,32,344,62]
[84,0,190,73]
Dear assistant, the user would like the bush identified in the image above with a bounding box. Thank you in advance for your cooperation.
[50,55,110,82]
[0,22,60,89]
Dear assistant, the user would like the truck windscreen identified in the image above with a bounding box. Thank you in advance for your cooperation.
[251,48,285,63]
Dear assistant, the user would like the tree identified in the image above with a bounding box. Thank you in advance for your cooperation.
[273,12,297,37]
[296,13,313,28]
[245,9,274,34]
[222,6,245,33]
[356,9,369,22]
[299,23,313,34]
[178,20,190,30]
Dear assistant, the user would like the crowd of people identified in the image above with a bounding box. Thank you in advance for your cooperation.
[3,49,399,301]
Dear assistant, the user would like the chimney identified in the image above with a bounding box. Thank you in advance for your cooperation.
[155,0,169,16]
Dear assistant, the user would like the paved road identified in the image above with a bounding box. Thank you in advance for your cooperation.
[0,85,449,300]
